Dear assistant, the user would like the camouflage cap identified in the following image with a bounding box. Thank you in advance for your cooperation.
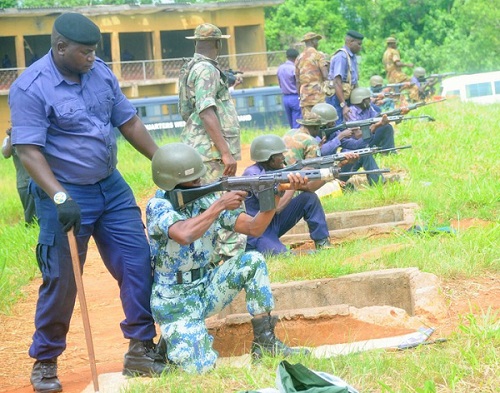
[301,32,322,42]
[186,23,230,40]
[386,36,397,44]
[296,112,324,126]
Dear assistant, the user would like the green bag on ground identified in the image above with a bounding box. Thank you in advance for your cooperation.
[275,360,359,393]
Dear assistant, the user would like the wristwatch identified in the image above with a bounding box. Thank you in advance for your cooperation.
[53,191,68,205]
[340,102,346,108]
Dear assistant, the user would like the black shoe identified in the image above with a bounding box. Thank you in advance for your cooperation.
[30,359,62,393]
[250,314,310,360]
[123,339,171,377]
[341,182,357,193]
[314,238,332,250]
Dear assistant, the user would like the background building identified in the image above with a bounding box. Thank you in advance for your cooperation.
[0,0,285,130]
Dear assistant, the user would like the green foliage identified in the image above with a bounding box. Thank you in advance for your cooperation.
[265,0,500,81]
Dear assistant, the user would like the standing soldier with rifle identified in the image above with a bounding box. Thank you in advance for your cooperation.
[295,32,329,117]
[326,30,364,123]
[179,23,246,263]
[147,143,309,374]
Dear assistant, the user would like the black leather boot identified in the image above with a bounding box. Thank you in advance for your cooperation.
[123,339,170,377]
[30,359,62,393]
[250,314,309,359]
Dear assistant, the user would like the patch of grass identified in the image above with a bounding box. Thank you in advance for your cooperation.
[0,101,499,391]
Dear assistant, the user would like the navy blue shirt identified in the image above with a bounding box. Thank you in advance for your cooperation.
[9,50,136,184]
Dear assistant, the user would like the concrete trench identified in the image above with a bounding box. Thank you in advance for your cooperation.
[205,203,448,357]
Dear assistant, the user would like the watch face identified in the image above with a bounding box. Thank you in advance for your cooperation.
[53,192,67,205]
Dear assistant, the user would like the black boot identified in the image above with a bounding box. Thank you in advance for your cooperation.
[30,359,62,393]
[250,314,309,359]
[123,339,171,377]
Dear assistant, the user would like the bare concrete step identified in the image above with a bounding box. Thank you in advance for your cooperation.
[214,267,444,320]
[280,203,418,245]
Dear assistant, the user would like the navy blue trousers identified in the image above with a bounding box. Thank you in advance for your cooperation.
[245,192,329,255]
[29,170,155,361]
[283,94,302,129]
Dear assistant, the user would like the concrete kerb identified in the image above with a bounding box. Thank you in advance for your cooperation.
[280,203,419,245]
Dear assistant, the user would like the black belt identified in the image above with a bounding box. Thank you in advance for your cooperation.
[176,267,205,284]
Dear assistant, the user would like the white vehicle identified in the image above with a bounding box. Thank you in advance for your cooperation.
[440,71,500,104]
[441,71,500,104]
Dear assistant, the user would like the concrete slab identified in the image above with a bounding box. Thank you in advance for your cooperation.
[280,203,418,245]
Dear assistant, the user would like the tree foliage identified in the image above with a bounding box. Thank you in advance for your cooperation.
[265,0,499,83]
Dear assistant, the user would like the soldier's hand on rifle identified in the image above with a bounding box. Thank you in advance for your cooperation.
[338,152,359,167]
[352,127,363,139]
[400,107,410,115]
[338,129,354,140]
[284,172,308,190]
[220,190,248,210]
[221,152,237,176]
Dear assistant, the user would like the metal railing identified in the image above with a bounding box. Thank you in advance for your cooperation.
[0,51,285,90]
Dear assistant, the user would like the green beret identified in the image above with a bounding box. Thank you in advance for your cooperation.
[54,13,101,45]
[346,30,364,40]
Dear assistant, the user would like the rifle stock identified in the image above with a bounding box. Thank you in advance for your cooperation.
[165,167,390,211]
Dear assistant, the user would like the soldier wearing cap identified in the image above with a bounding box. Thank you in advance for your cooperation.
[179,22,246,263]
[8,12,170,392]
[383,36,414,84]
[295,32,329,117]
[325,30,364,124]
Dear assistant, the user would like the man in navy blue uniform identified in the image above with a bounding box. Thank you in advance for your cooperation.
[277,48,302,128]
[8,13,169,392]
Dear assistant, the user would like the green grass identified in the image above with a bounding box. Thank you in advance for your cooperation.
[0,101,498,391]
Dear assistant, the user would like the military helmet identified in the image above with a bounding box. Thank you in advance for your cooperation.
[311,102,339,124]
[350,87,372,105]
[152,143,206,191]
[414,67,426,78]
[370,75,384,87]
[250,134,287,162]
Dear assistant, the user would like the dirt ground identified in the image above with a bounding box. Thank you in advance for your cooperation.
[0,145,498,393]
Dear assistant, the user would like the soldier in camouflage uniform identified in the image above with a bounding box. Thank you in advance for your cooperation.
[382,37,414,83]
[179,23,245,262]
[295,32,329,117]
[147,143,307,374]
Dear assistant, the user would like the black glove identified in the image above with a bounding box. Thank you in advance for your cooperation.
[56,199,81,235]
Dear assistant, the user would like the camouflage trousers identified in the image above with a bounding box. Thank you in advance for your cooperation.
[151,250,274,374]
[203,159,247,263]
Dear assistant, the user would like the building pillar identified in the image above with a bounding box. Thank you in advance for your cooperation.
[152,30,163,79]
[227,26,237,71]
[15,35,26,68]
[111,32,121,79]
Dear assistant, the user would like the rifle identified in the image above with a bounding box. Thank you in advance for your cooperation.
[371,92,401,98]
[427,72,455,81]
[322,114,435,139]
[381,98,446,116]
[224,68,244,87]
[166,167,390,211]
[275,145,412,172]
[384,82,415,93]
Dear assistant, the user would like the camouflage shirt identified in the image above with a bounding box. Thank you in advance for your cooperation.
[295,47,326,107]
[282,127,321,165]
[146,189,244,275]
[179,53,241,162]
[383,47,410,83]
